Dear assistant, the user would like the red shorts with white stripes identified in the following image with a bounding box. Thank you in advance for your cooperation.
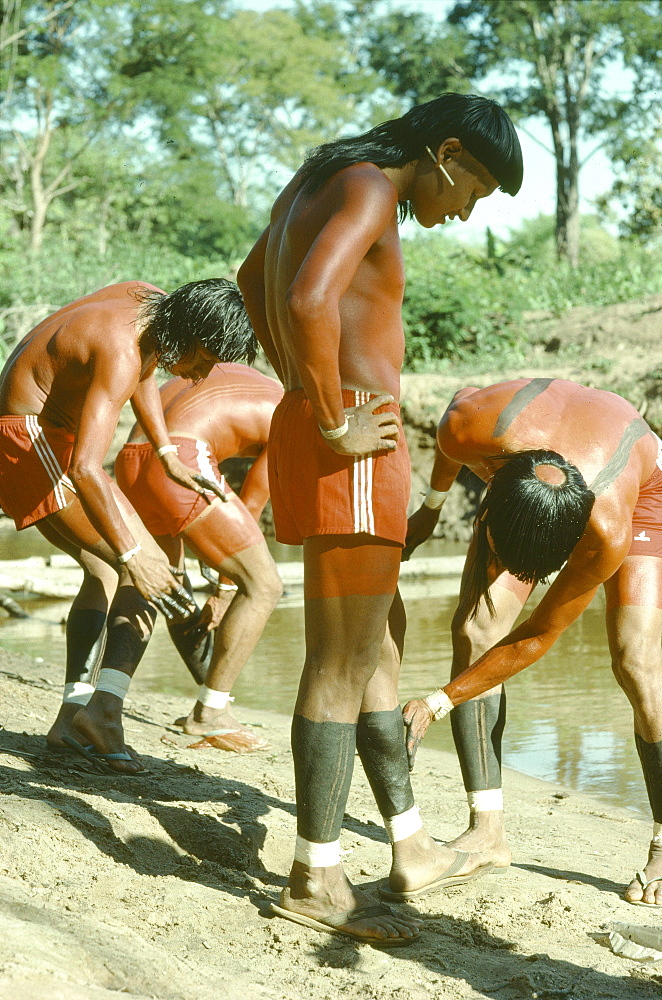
[116,437,249,542]
[628,440,662,559]
[0,415,76,530]
[268,388,410,546]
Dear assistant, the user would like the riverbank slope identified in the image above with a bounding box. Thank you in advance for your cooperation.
[0,644,660,1000]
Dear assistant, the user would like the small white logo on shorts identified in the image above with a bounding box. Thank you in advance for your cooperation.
[634,530,651,542]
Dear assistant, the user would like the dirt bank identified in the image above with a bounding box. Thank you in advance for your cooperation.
[0,644,660,1000]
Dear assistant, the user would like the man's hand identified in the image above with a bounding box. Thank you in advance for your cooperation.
[159,452,227,502]
[402,504,442,561]
[325,394,399,457]
[123,548,197,621]
[196,590,234,634]
[402,698,435,772]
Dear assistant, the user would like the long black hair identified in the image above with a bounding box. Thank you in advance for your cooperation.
[136,278,257,370]
[297,93,523,220]
[465,450,595,618]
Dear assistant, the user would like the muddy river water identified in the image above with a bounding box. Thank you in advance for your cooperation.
[0,532,648,819]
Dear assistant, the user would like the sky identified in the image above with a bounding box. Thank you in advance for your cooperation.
[235,0,626,241]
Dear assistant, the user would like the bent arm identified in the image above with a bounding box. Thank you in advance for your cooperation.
[238,227,284,381]
[69,357,139,556]
[445,537,627,705]
[238,447,270,522]
[285,175,398,431]
[130,374,171,452]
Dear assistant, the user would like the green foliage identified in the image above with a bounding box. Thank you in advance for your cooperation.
[400,220,662,371]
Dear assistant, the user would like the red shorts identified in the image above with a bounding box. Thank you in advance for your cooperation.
[628,442,662,558]
[0,415,76,530]
[268,388,410,546]
[115,437,263,558]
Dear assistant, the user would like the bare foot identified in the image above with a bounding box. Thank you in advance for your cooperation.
[388,829,487,897]
[71,694,143,774]
[180,703,269,750]
[46,703,83,749]
[624,840,662,905]
[445,809,512,870]
[277,861,421,944]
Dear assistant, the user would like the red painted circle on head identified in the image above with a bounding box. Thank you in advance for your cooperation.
[534,463,566,486]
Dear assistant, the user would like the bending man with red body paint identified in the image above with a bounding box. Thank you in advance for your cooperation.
[403,378,662,907]
[238,94,523,943]
[116,363,284,753]
[0,279,255,772]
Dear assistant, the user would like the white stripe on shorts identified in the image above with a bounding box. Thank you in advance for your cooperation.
[195,439,226,496]
[352,391,375,535]
[25,414,75,510]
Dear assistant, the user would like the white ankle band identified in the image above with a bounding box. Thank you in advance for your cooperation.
[653,821,662,844]
[384,805,423,844]
[294,835,341,867]
[197,686,233,710]
[62,681,95,705]
[468,789,503,812]
[95,668,131,701]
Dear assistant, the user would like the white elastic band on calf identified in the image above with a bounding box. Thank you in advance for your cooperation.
[384,805,423,844]
[653,821,662,845]
[423,688,454,721]
[62,681,95,706]
[319,418,349,441]
[468,789,504,812]
[197,686,234,710]
[95,668,131,701]
[156,444,178,457]
[294,834,341,867]
[424,486,450,510]
[218,583,239,592]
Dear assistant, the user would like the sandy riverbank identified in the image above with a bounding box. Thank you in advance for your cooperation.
[0,643,660,1000]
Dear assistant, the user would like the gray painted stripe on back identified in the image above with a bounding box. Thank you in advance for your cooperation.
[492,378,556,438]
[589,418,650,496]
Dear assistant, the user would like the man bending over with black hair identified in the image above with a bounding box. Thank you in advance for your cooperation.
[404,378,662,907]
[0,278,256,773]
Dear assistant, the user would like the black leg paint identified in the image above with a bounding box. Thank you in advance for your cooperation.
[102,586,157,673]
[64,609,107,686]
[166,606,214,686]
[356,708,415,819]
[292,714,356,843]
[450,691,506,793]
[635,732,662,823]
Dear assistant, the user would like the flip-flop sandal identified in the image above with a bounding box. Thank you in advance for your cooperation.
[269,901,416,947]
[61,736,140,776]
[379,852,509,902]
[625,871,662,906]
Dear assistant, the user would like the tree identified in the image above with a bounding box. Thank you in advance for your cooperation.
[0,1,129,252]
[366,0,662,266]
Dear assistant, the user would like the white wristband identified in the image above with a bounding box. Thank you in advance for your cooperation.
[424,486,450,510]
[118,543,142,564]
[156,444,178,457]
[423,688,454,721]
[319,418,349,440]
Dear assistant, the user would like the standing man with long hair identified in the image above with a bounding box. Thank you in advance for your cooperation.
[238,93,523,944]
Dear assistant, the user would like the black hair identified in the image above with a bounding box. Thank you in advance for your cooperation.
[297,93,522,220]
[465,450,595,618]
[136,278,257,370]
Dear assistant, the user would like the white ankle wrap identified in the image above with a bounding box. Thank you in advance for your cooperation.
[95,668,131,701]
[197,686,233,710]
[294,835,341,867]
[468,789,503,812]
[384,805,423,844]
[653,821,662,845]
[62,681,95,706]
